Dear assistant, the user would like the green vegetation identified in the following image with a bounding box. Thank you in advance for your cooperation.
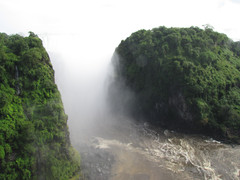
[0,32,80,179]
[114,26,240,143]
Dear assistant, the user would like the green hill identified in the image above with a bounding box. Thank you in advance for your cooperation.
[112,26,240,143]
[0,32,80,179]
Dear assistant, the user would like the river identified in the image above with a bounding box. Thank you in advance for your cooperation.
[71,115,240,180]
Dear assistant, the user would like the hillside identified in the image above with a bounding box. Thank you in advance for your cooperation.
[112,26,240,143]
[0,32,80,179]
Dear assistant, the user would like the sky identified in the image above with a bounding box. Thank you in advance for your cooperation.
[1,0,240,66]
[1,0,240,136]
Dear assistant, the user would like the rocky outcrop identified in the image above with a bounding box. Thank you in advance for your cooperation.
[168,93,193,124]
[111,26,240,143]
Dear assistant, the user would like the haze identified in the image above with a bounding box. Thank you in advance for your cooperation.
[1,0,240,155]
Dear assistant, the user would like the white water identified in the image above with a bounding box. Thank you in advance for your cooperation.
[76,118,240,180]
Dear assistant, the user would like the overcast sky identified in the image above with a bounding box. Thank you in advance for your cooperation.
[1,0,240,53]
[1,0,240,68]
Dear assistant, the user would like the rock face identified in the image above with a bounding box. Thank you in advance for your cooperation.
[112,26,240,143]
[0,32,80,179]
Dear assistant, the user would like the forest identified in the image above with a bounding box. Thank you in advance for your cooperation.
[0,32,80,179]
[113,26,240,143]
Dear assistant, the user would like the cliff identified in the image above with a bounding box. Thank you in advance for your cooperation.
[112,26,240,143]
[0,32,80,179]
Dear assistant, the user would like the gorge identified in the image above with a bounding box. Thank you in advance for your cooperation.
[1,26,240,180]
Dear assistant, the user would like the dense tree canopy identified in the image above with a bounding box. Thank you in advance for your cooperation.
[113,26,240,143]
[0,32,80,179]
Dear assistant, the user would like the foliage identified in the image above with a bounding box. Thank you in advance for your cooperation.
[0,32,80,179]
[114,26,240,142]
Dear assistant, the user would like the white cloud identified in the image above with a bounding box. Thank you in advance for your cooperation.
[1,0,239,39]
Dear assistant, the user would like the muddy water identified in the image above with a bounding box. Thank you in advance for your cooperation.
[72,117,240,180]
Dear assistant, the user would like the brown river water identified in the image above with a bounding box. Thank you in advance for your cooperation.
[71,116,240,180]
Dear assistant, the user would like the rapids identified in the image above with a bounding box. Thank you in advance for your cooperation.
[72,117,240,180]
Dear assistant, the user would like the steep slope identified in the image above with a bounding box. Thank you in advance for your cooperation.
[0,32,80,179]
[112,26,240,143]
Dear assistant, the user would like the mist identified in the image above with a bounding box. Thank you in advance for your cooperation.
[45,36,156,179]
[44,35,133,146]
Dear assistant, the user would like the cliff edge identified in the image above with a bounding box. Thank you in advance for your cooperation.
[111,26,240,143]
[0,32,80,179]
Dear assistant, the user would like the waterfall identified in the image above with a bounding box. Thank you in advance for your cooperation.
[15,65,20,95]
